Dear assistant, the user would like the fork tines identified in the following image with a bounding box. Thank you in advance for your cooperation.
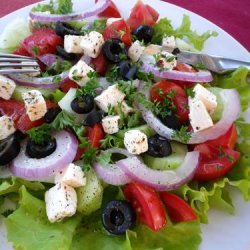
[0,52,40,74]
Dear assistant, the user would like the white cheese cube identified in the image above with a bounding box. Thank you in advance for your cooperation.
[80,31,104,58]
[102,115,120,134]
[143,44,162,55]
[45,183,77,223]
[64,35,84,54]
[157,51,177,70]
[106,17,122,26]
[162,36,176,50]
[22,90,47,121]
[55,163,86,188]
[115,101,134,116]
[0,116,16,140]
[94,85,125,112]
[124,130,148,155]
[0,75,16,100]
[193,84,217,114]
[128,40,145,62]
[189,97,214,132]
[69,60,94,86]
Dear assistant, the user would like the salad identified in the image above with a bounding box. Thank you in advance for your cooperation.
[0,0,250,249]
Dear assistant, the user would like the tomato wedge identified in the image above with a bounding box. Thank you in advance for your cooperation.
[87,123,105,148]
[160,192,197,223]
[97,0,121,18]
[91,52,108,76]
[123,182,167,231]
[60,79,79,93]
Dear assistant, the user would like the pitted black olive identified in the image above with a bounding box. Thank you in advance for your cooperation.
[71,95,94,114]
[102,200,136,235]
[132,25,154,43]
[44,107,62,124]
[56,46,78,61]
[0,135,20,165]
[14,130,26,142]
[147,135,172,157]
[103,39,128,63]
[172,48,180,55]
[84,110,103,127]
[55,22,80,37]
[118,61,137,80]
[159,113,182,130]
[26,138,57,159]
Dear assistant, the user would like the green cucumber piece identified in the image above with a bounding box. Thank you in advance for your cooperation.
[142,142,188,170]
[208,87,224,122]
[77,169,103,215]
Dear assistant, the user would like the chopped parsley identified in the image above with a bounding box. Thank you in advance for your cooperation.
[81,19,107,34]
[31,46,40,55]
[186,88,195,98]
[101,134,124,149]
[106,65,120,83]
[171,126,191,143]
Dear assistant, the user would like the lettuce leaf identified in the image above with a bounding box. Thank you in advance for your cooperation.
[32,0,73,14]
[152,15,218,50]
[5,186,81,250]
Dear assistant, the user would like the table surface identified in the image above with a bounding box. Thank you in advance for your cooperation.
[0,0,249,51]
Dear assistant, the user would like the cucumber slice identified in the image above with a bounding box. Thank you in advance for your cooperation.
[77,169,103,215]
[142,142,188,170]
[208,87,224,122]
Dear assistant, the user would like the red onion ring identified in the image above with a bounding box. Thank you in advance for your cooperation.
[10,130,78,180]
[29,0,111,22]
[38,54,63,68]
[117,151,199,191]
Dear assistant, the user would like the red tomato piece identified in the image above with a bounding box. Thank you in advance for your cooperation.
[87,123,105,148]
[97,0,121,18]
[16,114,44,132]
[127,1,159,30]
[206,124,238,149]
[91,52,108,76]
[22,28,62,57]
[103,19,132,47]
[60,79,79,93]
[74,147,86,161]
[13,46,31,57]
[160,192,197,223]
[150,80,189,123]
[123,182,167,231]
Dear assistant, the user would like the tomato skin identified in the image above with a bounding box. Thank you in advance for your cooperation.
[91,52,108,76]
[103,19,132,47]
[13,46,31,57]
[206,124,238,149]
[22,28,62,57]
[60,79,79,93]
[123,182,167,231]
[145,4,159,22]
[87,123,105,148]
[160,192,197,223]
[97,0,121,18]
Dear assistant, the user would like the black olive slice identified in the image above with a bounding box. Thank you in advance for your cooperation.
[55,22,80,37]
[84,110,103,127]
[147,135,172,157]
[44,107,62,124]
[56,46,78,61]
[71,95,94,114]
[132,25,154,43]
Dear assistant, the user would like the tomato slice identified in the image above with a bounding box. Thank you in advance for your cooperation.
[13,46,31,57]
[145,4,159,22]
[206,124,238,149]
[60,79,79,93]
[87,123,105,148]
[103,19,132,47]
[97,0,121,18]
[123,182,167,231]
[150,80,189,123]
[91,52,108,76]
[160,192,197,223]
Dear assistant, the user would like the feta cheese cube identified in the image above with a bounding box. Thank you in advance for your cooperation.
[106,17,122,26]
[193,84,217,114]
[22,90,47,121]
[128,40,145,62]
[157,51,177,70]
[69,60,94,86]
[94,85,125,112]
[80,31,104,58]
[0,75,16,100]
[143,44,162,55]
[45,183,77,223]
[102,115,120,134]
[124,130,148,155]
[162,36,176,50]
[0,116,16,140]
[64,35,84,54]
[115,101,134,116]
[189,97,214,132]
[55,163,86,188]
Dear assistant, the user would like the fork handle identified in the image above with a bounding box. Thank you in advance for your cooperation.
[218,58,250,73]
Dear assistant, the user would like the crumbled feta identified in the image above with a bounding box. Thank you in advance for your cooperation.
[162,36,176,50]
[115,101,134,116]
[193,84,217,114]
[0,116,16,140]
[22,90,47,121]
[156,51,177,70]
[69,60,94,86]
[106,17,122,26]
[45,183,77,223]
[64,35,84,54]
[94,85,125,112]
[102,115,120,134]
[188,97,214,132]
[80,31,104,58]
[55,163,86,188]
[0,75,16,100]
[128,40,145,62]
[124,130,148,155]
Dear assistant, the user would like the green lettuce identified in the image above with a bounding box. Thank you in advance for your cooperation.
[5,186,81,250]
[32,0,73,14]
[152,15,218,50]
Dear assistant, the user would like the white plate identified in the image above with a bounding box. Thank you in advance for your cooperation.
[0,1,250,249]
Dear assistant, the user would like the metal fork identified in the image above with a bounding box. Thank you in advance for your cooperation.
[0,52,40,74]
[176,50,250,74]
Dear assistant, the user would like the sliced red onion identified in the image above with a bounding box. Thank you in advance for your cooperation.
[81,55,92,65]
[138,83,240,144]
[29,0,111,22]
[10,130,78,180]
[140,54,213,82]
[38,54,63,68]
[117,151,199,191]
